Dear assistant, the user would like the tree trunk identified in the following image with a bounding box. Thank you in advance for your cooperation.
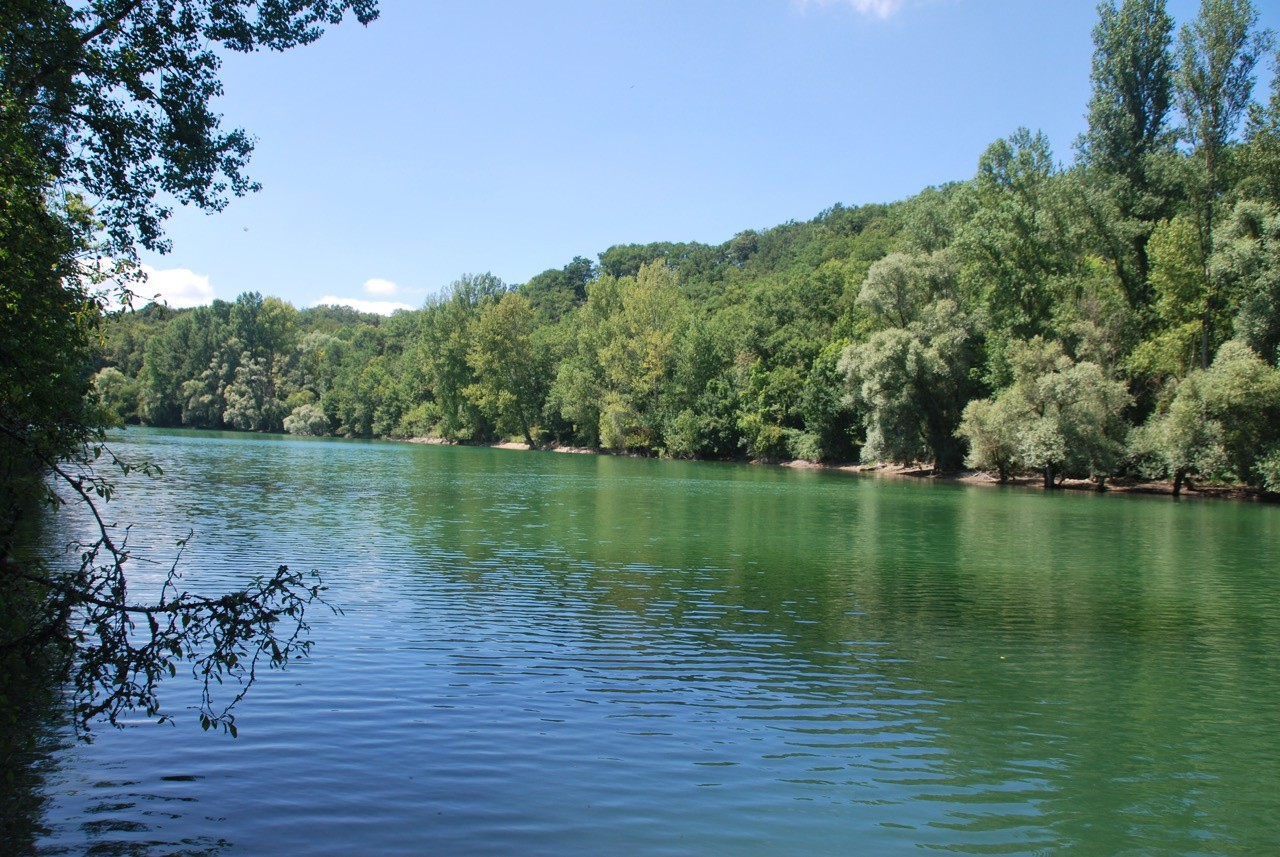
[521,413,535,449]
[1043,465,1055,491]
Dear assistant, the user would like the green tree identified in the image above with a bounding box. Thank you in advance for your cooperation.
[1127,215,1207,383]
[857,250,958,329]
[1078,0,1176,306]
[658,311,746,460]
[1212,200,1280,363]
[956,396,1023,482]
[594,262,688,452]
[958,129,1072,357]
[957,339,1132,488]
[1142,339,1280,490]
[91,367,140,425]
[519,256,595,322]
[1174,0,1272,366]
[181,335,240,428]
[1241,48,1280,203]
[283,402,330,436]
[840,299,976,470]
[795,341,857,463]
[465,293,547,446]
[1082,0,1176,187]
[417,273,504,441]
[1,0,378,737]
[137,304,228,425]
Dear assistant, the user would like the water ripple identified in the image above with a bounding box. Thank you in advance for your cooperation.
[22,430,1280,855]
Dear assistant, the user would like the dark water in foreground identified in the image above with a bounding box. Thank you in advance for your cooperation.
[16,428,1280,854]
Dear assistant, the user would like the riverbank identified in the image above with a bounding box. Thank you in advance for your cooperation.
[818,462,1271,501]
[403,436,1273,502]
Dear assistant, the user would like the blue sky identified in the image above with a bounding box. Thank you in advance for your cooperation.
[138,0,1278,313]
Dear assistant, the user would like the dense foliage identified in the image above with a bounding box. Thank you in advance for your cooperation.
[2,0,377,737]
[94,1,1280,497]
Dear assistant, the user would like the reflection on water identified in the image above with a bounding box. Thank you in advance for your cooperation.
[21,428,1280,855]
[0,655,64,855]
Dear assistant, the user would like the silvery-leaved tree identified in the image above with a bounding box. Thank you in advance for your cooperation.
[1,0,378,737]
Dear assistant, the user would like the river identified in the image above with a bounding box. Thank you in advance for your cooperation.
[14,427,1280,854]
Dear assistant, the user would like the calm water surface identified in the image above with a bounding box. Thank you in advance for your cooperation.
[19,428,1280,854]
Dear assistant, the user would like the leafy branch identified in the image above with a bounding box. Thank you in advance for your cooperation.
[2,426,337,739]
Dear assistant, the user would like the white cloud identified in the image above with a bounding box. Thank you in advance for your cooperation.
[793,0,905,18]
[363,278,400,296]
[139,264,215,308]
[313,296,415,316]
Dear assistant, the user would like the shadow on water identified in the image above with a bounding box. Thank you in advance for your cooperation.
[0,647,66,856]
[2,478,234,857]
[1,496,70,856]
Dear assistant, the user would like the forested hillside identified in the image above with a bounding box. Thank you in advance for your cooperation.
[95,0,1280,493]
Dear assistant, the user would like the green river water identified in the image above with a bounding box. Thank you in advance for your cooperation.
[10,427,1280,854]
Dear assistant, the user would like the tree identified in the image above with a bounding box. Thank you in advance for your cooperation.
[1212,200,1280,363]
[660,312,745,460]
[956,339,1132,488]
[956,396,1022,482]
[283,402,331,436]
[1241,49,1280,204]
[1141,339,1280,490]
[858,250,958,329]
[796,341,858,463]
[1,0,378,259]
[1077,0,1176,305]
[465,293,547,446]
[91,366,140,424]
[958,129,1072,354]
[519,256,595,322]
[1126,215,1209,384]
[840,299,976,470]
[1082,0,1176,186]
[1174,0,1272,366]
[417,273,504,441]
[1,0,378,737]
[594,262,687,452]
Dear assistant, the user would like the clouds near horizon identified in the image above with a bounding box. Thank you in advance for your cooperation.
[312,295,415,315]
[362,278,400,296]
[792,0,906,18]
[139,264,215,308]
[310,277,415,315]
[135,267,417,316]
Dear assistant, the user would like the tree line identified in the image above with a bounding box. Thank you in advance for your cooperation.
[95,0,1280,495]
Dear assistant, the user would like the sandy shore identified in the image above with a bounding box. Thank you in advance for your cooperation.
[402,437,1269,502]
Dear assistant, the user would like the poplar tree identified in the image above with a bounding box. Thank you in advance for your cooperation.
[1078,0,1176,306]
[1174,0,1272,366]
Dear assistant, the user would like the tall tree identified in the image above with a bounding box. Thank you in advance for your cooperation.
[1078,0,1176,305]
[958,128,1071,362]
[418,273,505,441]
[595,262,687,451]
[1174,0,1272,366]
[465,293,547,446]
[1241,49,1280,204]
[840,298,976,471]
[1083,0,1176,181]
